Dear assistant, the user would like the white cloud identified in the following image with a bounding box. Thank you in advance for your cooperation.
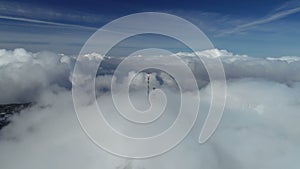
[0,48,300,168]
[0,79,299,169]
[181,49,300,85]
[0,48,70,103]
[1,48,300,103]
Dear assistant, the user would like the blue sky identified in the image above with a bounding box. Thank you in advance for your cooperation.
[0,0,300,57]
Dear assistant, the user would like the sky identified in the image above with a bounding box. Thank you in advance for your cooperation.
[0,0,300,56]
[1,1,300,168]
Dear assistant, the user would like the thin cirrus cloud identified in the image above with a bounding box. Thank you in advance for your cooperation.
[0,1,105,30]
[219,2,300,35]
[0,15,97,30]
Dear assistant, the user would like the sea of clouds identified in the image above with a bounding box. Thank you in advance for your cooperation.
[0,48,299,169]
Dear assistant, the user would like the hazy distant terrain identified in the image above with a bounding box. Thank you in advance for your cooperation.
[0,103,31,130]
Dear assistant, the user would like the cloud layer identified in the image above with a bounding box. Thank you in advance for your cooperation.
[1,47,300,101]
[0,80,299,169]
[0,48,71,103]
[0,48,300,168]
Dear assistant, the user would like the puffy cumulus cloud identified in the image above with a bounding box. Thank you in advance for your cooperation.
[172,48,248,58]
[3,47,298,104]
[92,48,300,89]
[0,47,299,103]
[95,71,164,94]
[1,48,300,169]
[176,49,300,86]
[0,48,71,104]
[0,79,300,169]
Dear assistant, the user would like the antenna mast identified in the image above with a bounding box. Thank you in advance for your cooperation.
[147,73,150,97]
